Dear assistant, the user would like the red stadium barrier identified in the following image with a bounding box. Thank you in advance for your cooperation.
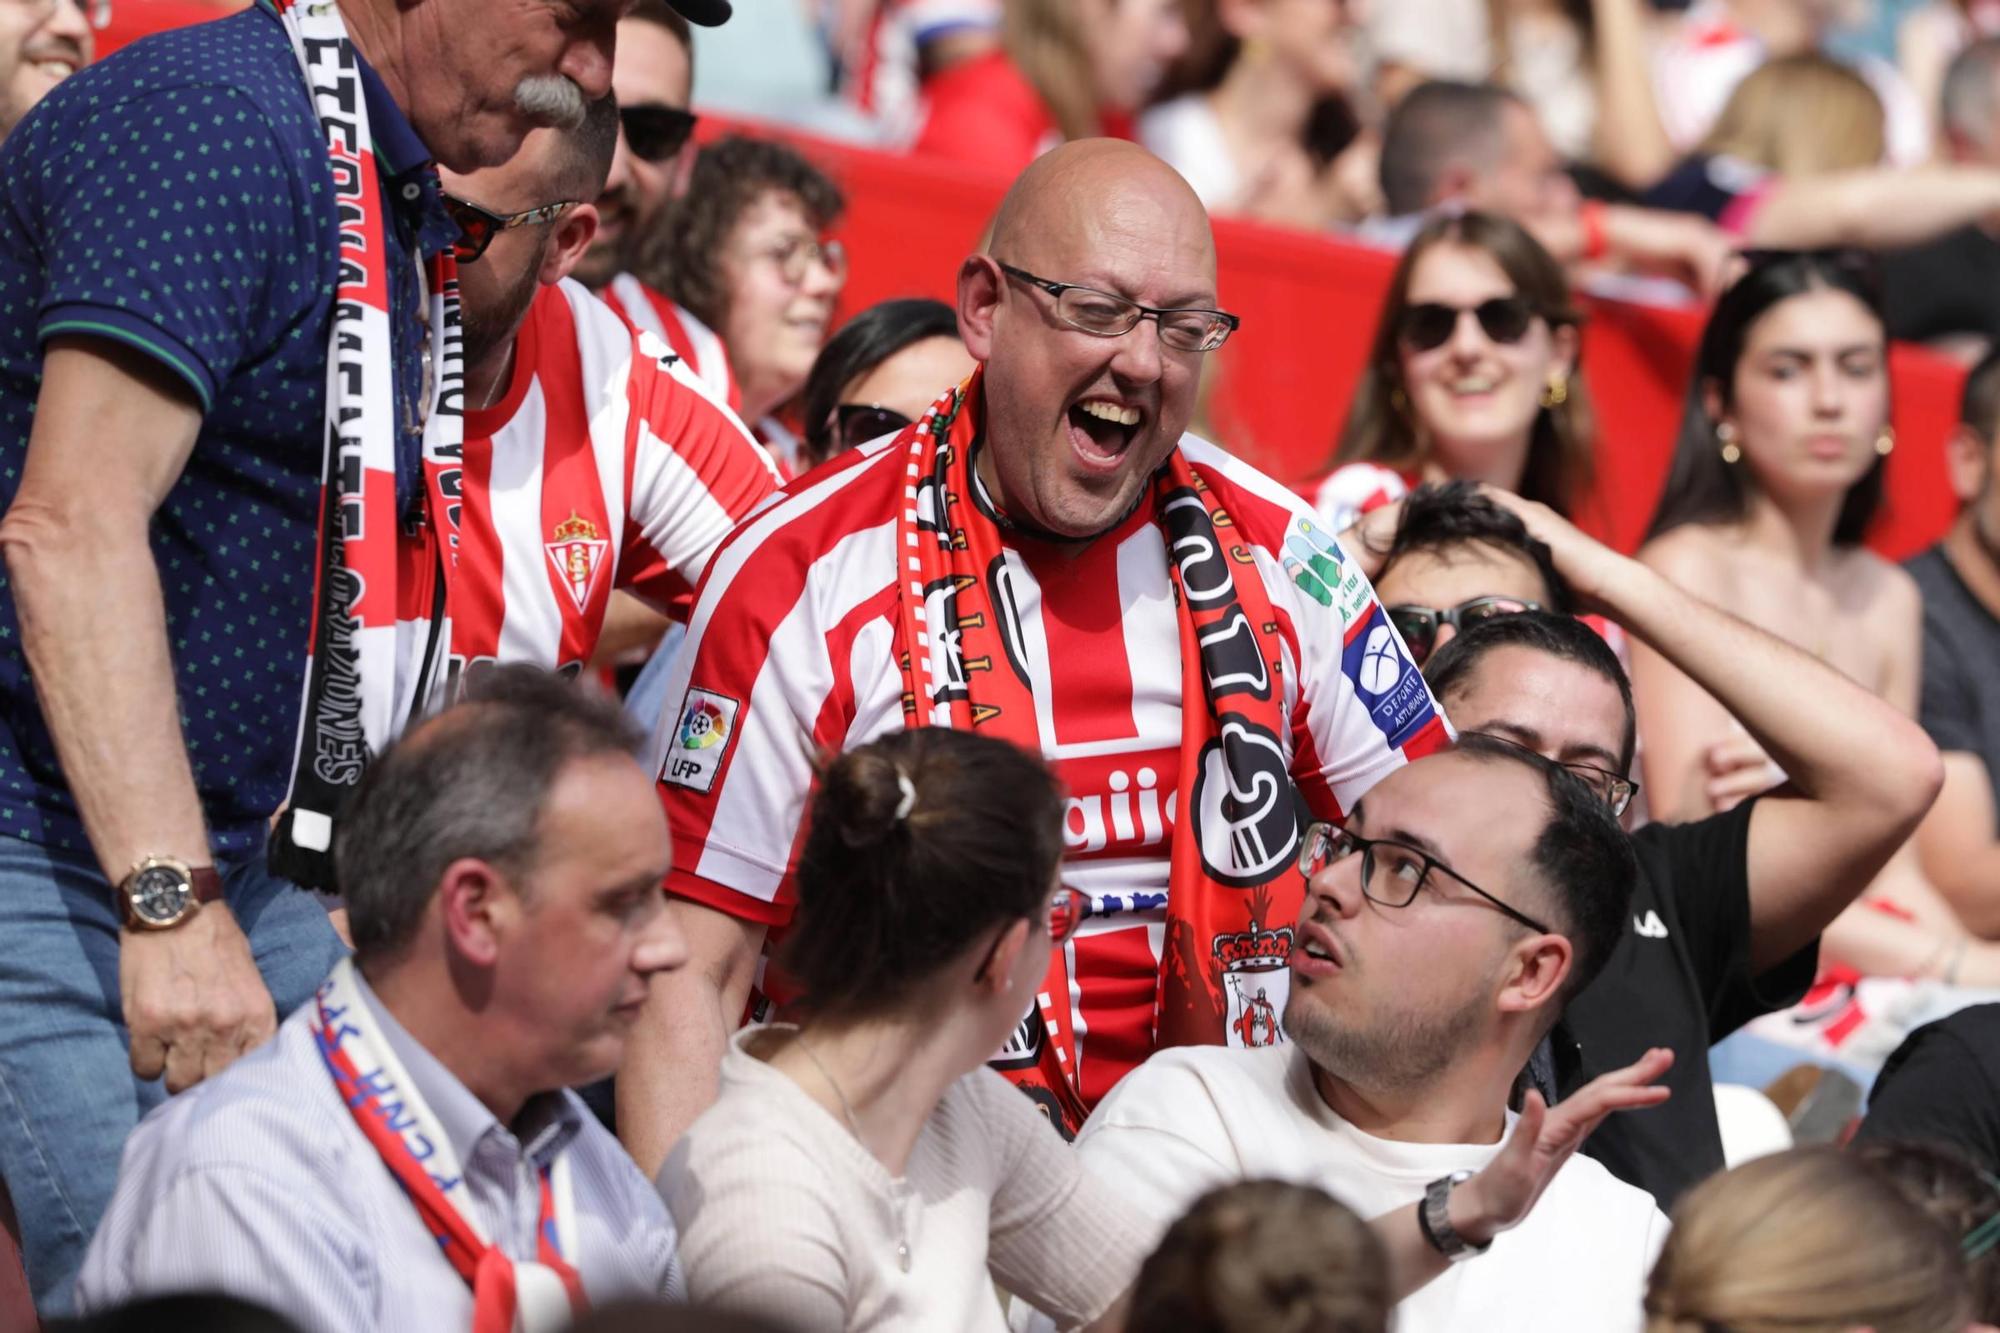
[734,120,1965,559]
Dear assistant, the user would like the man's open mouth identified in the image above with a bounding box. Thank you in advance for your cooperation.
[1067,399,1142,467]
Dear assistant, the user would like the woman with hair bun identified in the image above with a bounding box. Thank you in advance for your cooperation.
[1643,1145,1992,1333]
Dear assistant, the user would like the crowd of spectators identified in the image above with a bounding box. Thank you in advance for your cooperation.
[5,0,2000,1331]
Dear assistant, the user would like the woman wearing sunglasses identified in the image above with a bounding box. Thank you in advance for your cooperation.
[1309,210,1593,535]
[799,297,976,469]
[662,727,1143,1330]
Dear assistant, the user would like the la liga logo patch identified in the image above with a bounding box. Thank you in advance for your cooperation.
[661,689,740,794]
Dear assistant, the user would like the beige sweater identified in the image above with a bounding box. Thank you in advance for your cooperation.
[662,1031,1144,1331]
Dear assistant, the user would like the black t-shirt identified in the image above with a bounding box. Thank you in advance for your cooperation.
[1557,800,1818,1209]
[1881,227,2000,347]
[1908,546,2000,825]
[1854,1003,2000,1171]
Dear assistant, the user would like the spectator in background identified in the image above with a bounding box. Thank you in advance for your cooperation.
[0,0,93,142]
[1310,211,1591,532]
[1366,0,1675,194]
[1361,80,1735,297]
[1642,52,2000,253]
[1852,1137,2000,1325]
[1885,38,2000,360]
[76,669,691,1330]
[799,296,973,467]
[818,0,999,144]
[1078,739,1673,1333]
[1650,0,1930,167]
[1902,1,2000,143]
[1857,1004,2000,1175]
[1643,1146,1981,1333]
[912,0,1187,174]
[663,729,1145,1331]
[648,134,846,475]
[1138,0,1379,228]
[575,2,698,296]
[1637,251,1977,1073]
[1123,1180,1391,1333]
[1410,489,1943,1207]
[1911,351,2000,936]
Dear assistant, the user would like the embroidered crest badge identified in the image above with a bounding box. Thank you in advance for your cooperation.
[545,510,609,613]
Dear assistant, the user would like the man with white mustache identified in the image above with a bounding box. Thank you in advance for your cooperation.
[0,0,728,1315]
[0,0,93,142]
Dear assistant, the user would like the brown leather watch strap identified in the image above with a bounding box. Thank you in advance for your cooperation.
[190,866,225,904]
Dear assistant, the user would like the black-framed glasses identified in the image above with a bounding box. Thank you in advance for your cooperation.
[1388,596,1541,666]
[442,192,579,264]
[973,885,1084,983]
[1396,296,1540,352]
[1297,820,1551,935]
[1460,729,1640,818]
[996,261,1240,353]
[619,104,699,162]
[828,403,912,454]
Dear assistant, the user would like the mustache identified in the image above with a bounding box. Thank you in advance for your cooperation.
[514,74,587,131]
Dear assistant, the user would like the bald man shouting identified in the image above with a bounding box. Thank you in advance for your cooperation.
[623,141,1451,1167]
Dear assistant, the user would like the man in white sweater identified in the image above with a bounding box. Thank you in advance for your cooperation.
[1078,736,1667,1333]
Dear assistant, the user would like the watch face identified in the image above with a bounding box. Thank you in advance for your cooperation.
[130,864,193,926]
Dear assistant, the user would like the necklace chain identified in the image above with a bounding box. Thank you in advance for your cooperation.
[791,1029,913,1273]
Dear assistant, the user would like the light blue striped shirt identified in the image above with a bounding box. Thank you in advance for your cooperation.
[75,972,683,1331]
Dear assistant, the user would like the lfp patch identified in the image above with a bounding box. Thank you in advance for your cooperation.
[661,689,740,794]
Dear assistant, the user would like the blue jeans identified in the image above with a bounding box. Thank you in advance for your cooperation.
[0,834,347,1316]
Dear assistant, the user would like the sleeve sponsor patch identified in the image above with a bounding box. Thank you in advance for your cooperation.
[1340,606,1438,750]
[1283,518,1374,630]
[659,688,741,794]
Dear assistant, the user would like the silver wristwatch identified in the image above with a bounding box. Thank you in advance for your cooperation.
[1419,1169,1491,1263]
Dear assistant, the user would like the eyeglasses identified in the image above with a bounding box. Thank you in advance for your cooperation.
[442,192,578,264]
[1459,729,1640,818]
[996,261,1240,353]
[18,0,109,31]
[827,403,912,454]
[1387,596,1541,666]
[1297,820,1551,935]
[755,234,847,286]
[619,104,698,163]
[1396,296,1540,353]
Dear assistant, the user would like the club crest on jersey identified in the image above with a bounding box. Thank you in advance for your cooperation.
[661,688,740,794]
[545,510,610,613]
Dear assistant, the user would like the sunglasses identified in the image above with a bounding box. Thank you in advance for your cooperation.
[1388,596,1540,665]
[1397,296,1539,353]
[828,403,913,455]
[443,192,578,264]
[620,104,699,163]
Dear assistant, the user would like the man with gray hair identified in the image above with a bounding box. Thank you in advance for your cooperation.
[0,0,726,1314]
[1883,37,2000,357]
[76,666,690,1331]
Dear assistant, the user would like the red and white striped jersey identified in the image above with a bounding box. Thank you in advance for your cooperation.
[651,430,1451,1100]
[601,272,741,418]
[444,278,779,684]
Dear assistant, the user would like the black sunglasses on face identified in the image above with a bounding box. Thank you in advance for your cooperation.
[443,192,578,264]
[1297,821,1551,936]
[828,403,914,454]
[1397,296,1539,352]
[619,104,699,163]
[1388,596,1540,665]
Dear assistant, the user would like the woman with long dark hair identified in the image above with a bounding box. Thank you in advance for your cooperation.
[1636,250,1995,1054]
[1308,211,1594,534]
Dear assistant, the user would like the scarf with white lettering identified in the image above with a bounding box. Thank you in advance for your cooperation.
[312,958,585,1333]
[891,370,1302,1136]
[268,0,462,891]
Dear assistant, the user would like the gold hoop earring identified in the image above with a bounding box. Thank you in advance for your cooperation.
[1540,372,1568,409]
[1876,426,1895,457]
[1717,421,1741,465]
[1389,385,1410,417]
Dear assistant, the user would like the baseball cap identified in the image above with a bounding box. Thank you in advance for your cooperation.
[664,0,732,23]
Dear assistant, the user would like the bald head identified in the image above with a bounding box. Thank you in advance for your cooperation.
[989,139,1215,278]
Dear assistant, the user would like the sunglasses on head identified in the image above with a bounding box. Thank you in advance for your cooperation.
[442,192,577,264]
[619,104,699,163]
[1396,296,1539,353]
[827,403,914,455]
[1388,596,1540,665]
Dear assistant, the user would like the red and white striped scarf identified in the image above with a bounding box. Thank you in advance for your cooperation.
[268,0,462,890]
